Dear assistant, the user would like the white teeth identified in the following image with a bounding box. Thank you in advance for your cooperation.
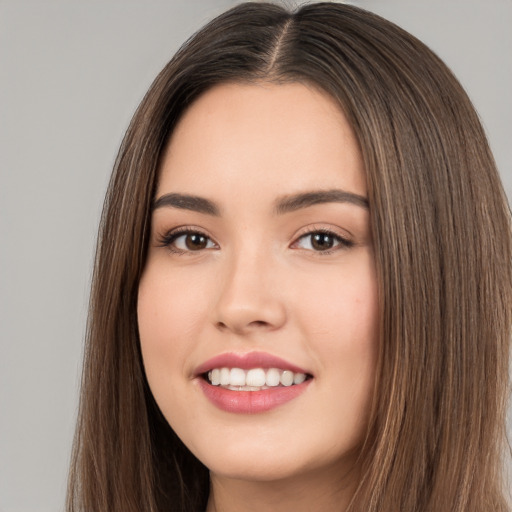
[230,368,246,386]
[220,367,230,386]
[280,370,294,387]
[265,368,281,387]
[210,368,220,385]
[227,385,267,391]
[246,368,266,387]
[293,372,306,385]
[206,367,308,389]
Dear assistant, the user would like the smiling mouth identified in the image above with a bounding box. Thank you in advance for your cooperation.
[203,367,312,391]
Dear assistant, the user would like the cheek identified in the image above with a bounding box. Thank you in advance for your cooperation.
[138,260,210,337]
[294,256,378,349]
[292,257,379,419]
[137,266,206,390]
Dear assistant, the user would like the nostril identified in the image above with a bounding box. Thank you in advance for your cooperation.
[215,319,273,334]
[213,299,287,334]
[249,320,269,328]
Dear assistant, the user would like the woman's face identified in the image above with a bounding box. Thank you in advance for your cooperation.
[138,82,378,484]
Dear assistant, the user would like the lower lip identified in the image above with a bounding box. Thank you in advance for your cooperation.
[198,378,311,414]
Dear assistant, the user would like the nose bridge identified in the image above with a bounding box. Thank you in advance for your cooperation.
[213,238,286,334]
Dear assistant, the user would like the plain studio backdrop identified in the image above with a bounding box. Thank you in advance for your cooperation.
[0,1,511,511]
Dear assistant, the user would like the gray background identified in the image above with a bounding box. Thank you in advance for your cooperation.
[1,1,510,511]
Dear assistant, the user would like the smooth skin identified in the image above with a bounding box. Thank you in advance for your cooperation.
[137,82,378,512]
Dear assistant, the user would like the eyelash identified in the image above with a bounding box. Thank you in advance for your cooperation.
[156,227,216,255]
[292,227,354,254]
[156,226,354,256]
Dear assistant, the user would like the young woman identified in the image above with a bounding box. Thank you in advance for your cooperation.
[67,3,512,511]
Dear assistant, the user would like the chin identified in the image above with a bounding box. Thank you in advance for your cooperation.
[184,426,362,484]
[205,454,319,483]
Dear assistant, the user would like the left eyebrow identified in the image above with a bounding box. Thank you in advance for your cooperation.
[273,189,369,215]
[152,193,220,216]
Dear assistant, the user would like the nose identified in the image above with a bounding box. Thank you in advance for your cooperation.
[212,249,287,335]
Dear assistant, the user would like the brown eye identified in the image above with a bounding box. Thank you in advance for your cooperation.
[311,233,335,251]
[294,230,353,253]
[160,230,216,253]
[185,233,209,250]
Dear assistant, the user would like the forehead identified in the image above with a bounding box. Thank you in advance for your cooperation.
[157,82,366,200]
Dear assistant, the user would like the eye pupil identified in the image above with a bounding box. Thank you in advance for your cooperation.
[311,233,334,250]
[185,233,208,250]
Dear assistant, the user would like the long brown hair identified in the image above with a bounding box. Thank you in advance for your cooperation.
[67,3,512,511]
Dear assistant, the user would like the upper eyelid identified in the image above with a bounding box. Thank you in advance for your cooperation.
[158,224,349,240]
[157,225,353,254]
[161,225,213,238]
[156,226,218,248]
[296,230,348,242]
[292,230,353,250]
[292,223,354,242]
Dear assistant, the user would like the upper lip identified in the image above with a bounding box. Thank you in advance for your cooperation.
[194,351,311,376]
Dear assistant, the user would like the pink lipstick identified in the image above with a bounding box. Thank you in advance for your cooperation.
[195,351,312,414]
[195,351,309,375]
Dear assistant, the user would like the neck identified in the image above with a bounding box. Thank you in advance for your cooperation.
[206,462,359,512]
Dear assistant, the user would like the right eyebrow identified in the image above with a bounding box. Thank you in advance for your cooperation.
[152,193,221,216]
[273,189,369,215]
